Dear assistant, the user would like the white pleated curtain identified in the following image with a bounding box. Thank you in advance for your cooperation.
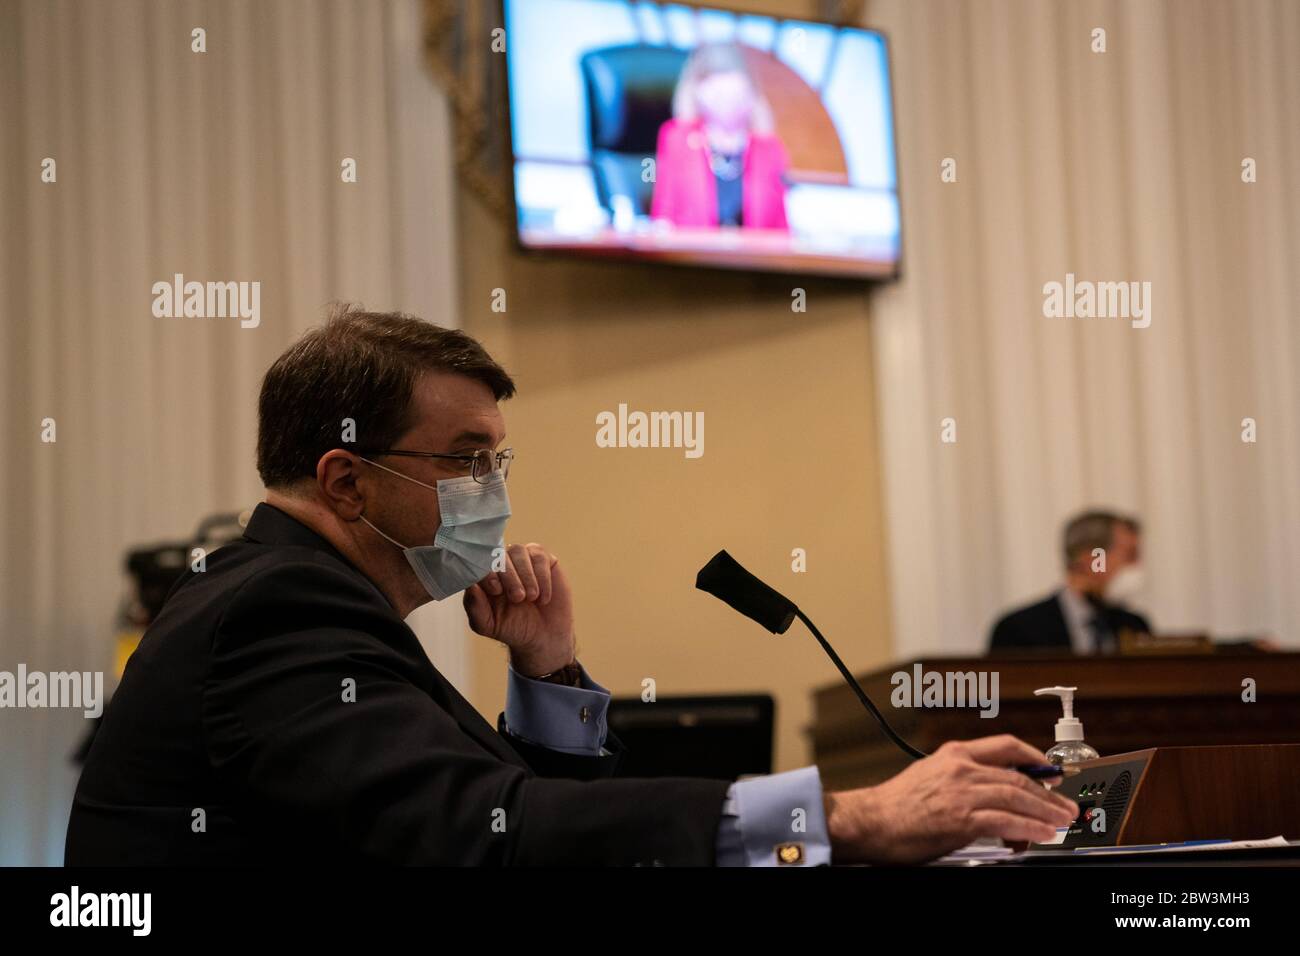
[0,0,466,864]
[864,0,1300,658]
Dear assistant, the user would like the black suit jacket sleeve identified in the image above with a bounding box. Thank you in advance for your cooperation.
[202,557,730,865]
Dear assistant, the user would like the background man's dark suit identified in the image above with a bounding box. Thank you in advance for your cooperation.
[65,504,730,865]
[988,592,1152,653]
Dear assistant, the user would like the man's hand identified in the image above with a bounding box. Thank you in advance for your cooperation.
[824,735,1080,865]
[463,543,576,677]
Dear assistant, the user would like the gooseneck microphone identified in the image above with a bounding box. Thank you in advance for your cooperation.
[696,549,927,761]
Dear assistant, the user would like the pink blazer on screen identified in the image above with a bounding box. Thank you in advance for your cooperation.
[649,118,790,231]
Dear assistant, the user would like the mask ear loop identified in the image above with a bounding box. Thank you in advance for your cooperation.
[359,456,440,493]
[355,456,432,551]
[358,513,409,551]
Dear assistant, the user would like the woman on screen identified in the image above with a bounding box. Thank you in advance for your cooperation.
[650,43,789,231]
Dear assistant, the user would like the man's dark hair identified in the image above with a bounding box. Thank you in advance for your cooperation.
[1062,510,1142,569]
[256,303,515,488]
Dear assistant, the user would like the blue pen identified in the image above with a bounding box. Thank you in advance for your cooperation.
[1016,763,1077,779]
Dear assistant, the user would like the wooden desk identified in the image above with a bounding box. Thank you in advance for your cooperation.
[810,651,1300,791]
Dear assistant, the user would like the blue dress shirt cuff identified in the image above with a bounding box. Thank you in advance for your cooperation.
[502,660,610,756]
[715,765,831,866]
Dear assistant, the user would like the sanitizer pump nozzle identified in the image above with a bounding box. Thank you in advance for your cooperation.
[1033,686,1100,764]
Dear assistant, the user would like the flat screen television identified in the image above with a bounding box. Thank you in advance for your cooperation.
[503,0,901,279]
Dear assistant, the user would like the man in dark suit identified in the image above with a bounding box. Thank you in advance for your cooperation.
[989,511,1153,654]
[67,304,1077,865]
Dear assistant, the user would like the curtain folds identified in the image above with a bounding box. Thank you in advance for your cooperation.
[864,0,1300,657]
[0,0,466,864]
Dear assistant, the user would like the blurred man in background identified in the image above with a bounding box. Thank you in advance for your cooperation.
[989,510,1152,655]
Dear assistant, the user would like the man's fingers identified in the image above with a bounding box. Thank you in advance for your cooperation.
[968,765,1083,818]
[495,547,526,602]
[960,734,1051,769]
[462,584,492,634]
[968,784,1079,827]
[1007,772,1081,818]
[509,544,540,601]
[527,545,552,605]
[484,545,559,605]
[966,809,1061,845]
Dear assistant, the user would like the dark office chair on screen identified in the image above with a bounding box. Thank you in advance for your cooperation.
[579,44,688,217]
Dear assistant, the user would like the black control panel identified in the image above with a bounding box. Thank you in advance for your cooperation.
[1041,754,1151,848]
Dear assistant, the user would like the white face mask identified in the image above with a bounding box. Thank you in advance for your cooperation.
[1105,563,1146,605]
[358,457,511,601]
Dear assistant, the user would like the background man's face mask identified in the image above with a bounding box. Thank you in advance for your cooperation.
[1105,563,1146,605]
[358,458,511,601]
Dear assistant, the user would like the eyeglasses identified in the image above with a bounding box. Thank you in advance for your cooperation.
[363,447,513,484]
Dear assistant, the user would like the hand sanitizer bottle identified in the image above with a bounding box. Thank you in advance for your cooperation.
[1033,686,1100,764]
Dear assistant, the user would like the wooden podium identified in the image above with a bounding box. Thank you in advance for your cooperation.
[810,651,1300,792]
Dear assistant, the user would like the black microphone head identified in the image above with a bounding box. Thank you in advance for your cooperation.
[695,550,798,635]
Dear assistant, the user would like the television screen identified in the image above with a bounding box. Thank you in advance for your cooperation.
[503,0,901,279]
